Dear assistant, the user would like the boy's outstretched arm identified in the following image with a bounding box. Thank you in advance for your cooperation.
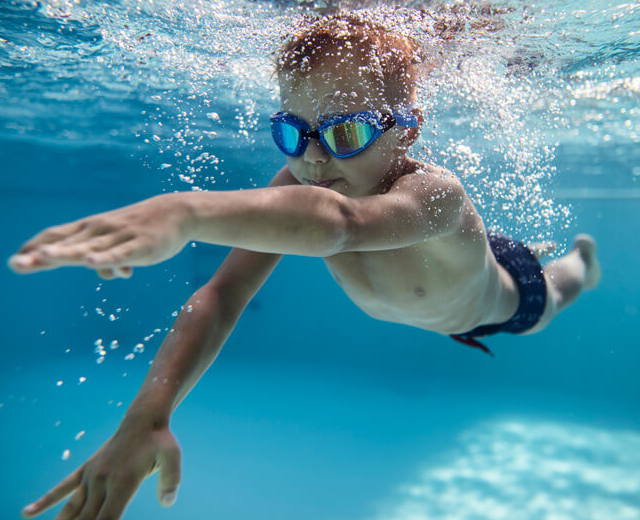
[22,249,282,520]
[8,163,464,272]
[20,170,295,520]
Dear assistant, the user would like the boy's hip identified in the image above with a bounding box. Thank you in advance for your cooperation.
[450,231,547,353]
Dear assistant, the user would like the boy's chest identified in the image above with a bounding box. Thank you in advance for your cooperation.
[322,239,486,323]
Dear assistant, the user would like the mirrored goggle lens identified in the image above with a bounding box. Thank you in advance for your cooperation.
[271,121,302,155]
[321,121,376,156]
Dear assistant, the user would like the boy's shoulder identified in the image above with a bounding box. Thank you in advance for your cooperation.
[405,158,456,179]
[390,158,464,198]
[395,158,484,241]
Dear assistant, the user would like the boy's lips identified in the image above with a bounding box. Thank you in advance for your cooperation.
[305,178,339,188]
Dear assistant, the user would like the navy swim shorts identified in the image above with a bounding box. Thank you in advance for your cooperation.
[450,231,547,356]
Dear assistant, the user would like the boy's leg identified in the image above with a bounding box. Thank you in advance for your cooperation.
[523,234,600,334]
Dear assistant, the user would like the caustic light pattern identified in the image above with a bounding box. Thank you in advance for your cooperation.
[370,420,640,520]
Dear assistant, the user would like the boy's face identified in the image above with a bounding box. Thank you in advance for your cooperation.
[279,56,413,197]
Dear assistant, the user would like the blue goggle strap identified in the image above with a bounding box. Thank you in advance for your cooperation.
[391,108,419,128]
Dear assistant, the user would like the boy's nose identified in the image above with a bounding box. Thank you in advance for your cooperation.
[303,139,330,165]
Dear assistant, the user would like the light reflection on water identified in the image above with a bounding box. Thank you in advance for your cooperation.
[2,1,638,246]
[0,0,638,235]
[369,419,640,520]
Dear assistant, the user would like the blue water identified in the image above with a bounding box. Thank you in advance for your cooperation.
[1,1,639,519]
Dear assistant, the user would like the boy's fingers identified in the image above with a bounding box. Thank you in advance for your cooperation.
[9,255,72,274]
[157,445,182,507]
[17,222,87,255]
[73,481,106,520]
[39,245,83,263]
[9,248,83,273]
[97,477,139,520]
[8,254,48,273]
[86,240,145,267]
[9,248,136,277]
[56,232,131,255]
[97,268,116,280]
[50,487,87,520]
[22,469,83,517]
[33,234,132,269]
[96,267,133,280]
[52,227,102,248]
[115,266,133,278]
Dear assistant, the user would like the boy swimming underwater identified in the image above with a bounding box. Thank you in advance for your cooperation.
[11,14,599,520]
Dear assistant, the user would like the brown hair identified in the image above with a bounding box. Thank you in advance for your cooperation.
[276,14,425,106]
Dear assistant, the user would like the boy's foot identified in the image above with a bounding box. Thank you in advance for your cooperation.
[573,233,601,289]
[528,240,557,260]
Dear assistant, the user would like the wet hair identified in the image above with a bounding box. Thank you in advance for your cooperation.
[276,14,425,106]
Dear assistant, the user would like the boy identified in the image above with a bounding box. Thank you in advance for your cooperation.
[11,15,599,520]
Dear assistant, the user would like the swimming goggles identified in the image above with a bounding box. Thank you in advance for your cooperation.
[270,109,419,159]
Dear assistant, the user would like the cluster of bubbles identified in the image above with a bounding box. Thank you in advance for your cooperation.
[91,331,161,364]
[409,9,572,242]
[1,0,638,240]
[1,0,289,151]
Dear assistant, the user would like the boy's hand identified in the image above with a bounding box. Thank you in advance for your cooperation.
[96,266,135,280]
[21,419,182,520]
[8,194,192,274]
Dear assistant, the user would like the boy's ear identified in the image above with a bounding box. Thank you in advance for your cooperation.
[398,108,423,148]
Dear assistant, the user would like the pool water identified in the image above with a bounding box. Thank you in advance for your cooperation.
[1,1,639,519]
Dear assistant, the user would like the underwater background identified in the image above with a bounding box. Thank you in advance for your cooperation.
[1,1,639,519]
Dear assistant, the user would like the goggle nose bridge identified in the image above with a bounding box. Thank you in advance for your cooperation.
[301,128,320,140]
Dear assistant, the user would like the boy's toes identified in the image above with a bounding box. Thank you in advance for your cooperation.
[573,234,601,289]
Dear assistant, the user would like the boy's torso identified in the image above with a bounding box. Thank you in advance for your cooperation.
[323,161,520,335]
